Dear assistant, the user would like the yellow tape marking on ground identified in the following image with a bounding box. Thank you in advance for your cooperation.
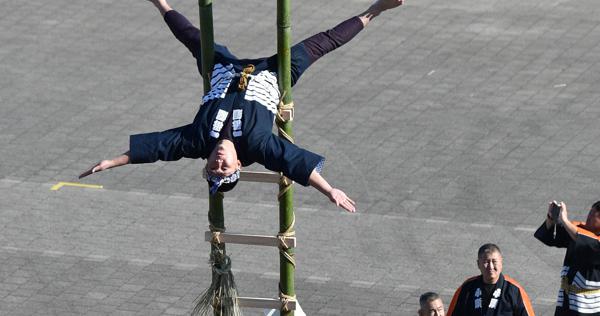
[50,182,103,191]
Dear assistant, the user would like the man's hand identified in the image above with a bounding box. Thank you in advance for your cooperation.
[555,201,579,241]
[360,0,404,26]
[79,160,115,179]
[371,0,404,12]
[79,152,131,179]
[307,170,357,213]
[328,188,356,213]
[557,201,569,226]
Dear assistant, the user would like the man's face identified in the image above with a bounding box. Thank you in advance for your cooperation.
[206,140,241,177]
[585,208,600,234]
[418,298,445,316]
[477,251,503,284]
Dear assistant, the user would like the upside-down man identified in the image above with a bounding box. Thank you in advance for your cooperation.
[80,0,405,213]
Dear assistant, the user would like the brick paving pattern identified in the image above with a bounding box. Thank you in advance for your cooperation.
[2,0,600,314]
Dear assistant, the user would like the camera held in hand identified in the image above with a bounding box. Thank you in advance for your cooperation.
[550,200,561,222]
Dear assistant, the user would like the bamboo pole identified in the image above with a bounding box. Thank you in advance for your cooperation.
[198,0,215,93]
[198,2,226,316]
[277,0,295,315]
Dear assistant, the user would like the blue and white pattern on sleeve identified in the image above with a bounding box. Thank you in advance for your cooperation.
[202,63,235,103]
[315,158,325,174]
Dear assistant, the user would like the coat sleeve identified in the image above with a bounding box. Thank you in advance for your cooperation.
[252,134,325,186]
[514,285,536,316]
[446,283,466,316]
[129,124,204,164]
[533,221,570,248]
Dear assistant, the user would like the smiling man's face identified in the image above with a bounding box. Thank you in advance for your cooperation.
[477,250,503,284]
[206,139,241,177]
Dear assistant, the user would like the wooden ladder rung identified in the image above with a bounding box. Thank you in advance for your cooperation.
[204,231,296,248]
[238,297,296,310]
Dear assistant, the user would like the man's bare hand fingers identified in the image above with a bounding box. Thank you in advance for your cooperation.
[79,162,102,179]
[78,169,93,179]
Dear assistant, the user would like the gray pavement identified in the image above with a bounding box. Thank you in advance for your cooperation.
[2,0,600,314]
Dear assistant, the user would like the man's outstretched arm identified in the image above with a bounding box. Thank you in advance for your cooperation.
[308,170,356,213]
[79,123,201,179]
[359,0,404,26]
[79,152,130,179]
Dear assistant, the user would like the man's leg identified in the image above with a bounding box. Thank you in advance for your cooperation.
[286,0,403,85]
[302,0,404,64]
[147,0,237,74]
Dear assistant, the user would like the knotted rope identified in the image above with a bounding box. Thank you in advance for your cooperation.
[277,175,293,200]
[275,90,295,202]
[238,64,255,91]
[277,213,296,268]
[275,90,294,143]
[209,224,226,245]
[275,89,296,269]
[279,284,297,312]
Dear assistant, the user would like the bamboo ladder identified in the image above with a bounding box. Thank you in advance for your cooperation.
[198,0,297,315]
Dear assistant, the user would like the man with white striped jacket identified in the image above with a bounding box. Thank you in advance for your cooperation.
[81,0,405,213]
[535,201,600,315]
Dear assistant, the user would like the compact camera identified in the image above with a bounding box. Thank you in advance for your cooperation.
[550,201,561,221]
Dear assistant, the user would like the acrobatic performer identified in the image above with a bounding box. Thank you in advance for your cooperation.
[80,0,404,213]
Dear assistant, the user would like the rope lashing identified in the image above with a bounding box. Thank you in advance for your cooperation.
[275,90,296,203]
[209,224,226,245]
[277,175,293,200]
[275,90,295,144]
[238,64,255,91]
[277,213,296,267]
[276,100,295,123]
[279,284,297,312]
[276,101,295,144]
[274,89,296,269]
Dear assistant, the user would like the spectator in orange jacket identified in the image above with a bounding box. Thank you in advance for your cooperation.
[447,243,535,316]
[535,201,600,315]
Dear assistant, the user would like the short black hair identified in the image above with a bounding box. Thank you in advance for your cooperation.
[419,292,440,307]
[206,179,239,193]
[592,201,600,212]
[478,243,501,259]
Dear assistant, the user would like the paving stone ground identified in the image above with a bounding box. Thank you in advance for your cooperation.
[2,0,600,314]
